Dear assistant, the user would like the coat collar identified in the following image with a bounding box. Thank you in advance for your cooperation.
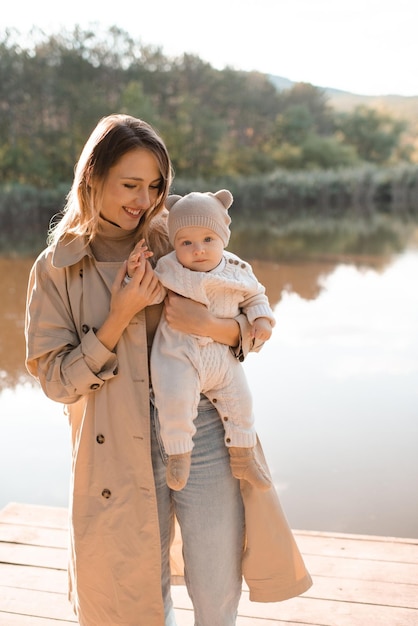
[52,235,92,269]
[51,217,138,268]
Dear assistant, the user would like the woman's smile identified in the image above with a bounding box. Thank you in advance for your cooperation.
[99,148,161,230]
[123,206,145,218]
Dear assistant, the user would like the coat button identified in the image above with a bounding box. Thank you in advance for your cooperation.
[101,489,111,499]
[81,324,90,333]
[226,438,231,444]
[240,263,246,268]
[90,383,100,390]
[212,398,217,403]
[223,416,229,421]
[79,269,83,277]
[96,434,105,444]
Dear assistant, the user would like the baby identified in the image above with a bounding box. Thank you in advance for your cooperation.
[126,190,275,491]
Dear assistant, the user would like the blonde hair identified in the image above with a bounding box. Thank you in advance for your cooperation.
[48,114,173,252]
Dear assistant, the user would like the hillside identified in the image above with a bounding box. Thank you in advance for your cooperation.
[268,74,418,125]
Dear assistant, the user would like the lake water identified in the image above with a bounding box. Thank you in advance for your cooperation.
[1,233,417,539]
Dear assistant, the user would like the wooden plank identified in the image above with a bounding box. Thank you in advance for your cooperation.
[300,575,418,608]
[2,536,416,588]
[235,620,312,626]
[0,563,67,593]
[4,503,417,563]
[0,608,302,626]
[237,596,418,626]
[162,586,317,626]
[304,553,418,585]
[0,523,68,549]
[0,542,67,570]
[10,538,416,598]
[171,586,418,626]
[295,528,418,544]
[0,503,68,529]
[9,567,416,625]
[0,586,76,622]
[2,503,418,626]
[170,609,307,626]
[0,610,75,625]
[236,621,312,626]
[296,532,418,564]
[243,574,418,610]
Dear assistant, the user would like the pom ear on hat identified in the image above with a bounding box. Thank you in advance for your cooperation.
[165,190,232,212]
[165,194,182,211]
[213,189,233,210]
[166,189,233,247]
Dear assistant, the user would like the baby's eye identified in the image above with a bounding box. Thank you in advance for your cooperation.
[204,236,213,243]
[182,240,192,246]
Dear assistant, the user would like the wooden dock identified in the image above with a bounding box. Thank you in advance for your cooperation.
[0,502,417,625]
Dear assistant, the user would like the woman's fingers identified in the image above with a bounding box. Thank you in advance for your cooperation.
[165,290,209,333]
[113,261,129,291]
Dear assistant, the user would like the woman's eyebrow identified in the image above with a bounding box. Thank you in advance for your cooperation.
[121,175,161,183]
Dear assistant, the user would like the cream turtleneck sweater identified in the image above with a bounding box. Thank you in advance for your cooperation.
[90,216,139,262]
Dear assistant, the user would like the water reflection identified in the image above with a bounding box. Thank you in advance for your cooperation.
[249,253,392,307]
[0,253,395,389]
[244,250,418,538]
[0,257,34,389]
[1,230,417,538]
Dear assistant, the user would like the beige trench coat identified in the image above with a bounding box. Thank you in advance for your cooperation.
[25,234,312,626]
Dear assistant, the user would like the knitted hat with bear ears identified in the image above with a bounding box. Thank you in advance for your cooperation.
[166,189,233,247]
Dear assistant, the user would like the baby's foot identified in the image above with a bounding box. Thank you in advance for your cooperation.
[166,452,192,491]
[228,446,271,491]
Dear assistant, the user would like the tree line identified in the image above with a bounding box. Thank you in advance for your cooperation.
[2,162,418,255]
[0,26,415,188]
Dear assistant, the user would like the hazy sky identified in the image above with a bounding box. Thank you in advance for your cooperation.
[3,0,417,96]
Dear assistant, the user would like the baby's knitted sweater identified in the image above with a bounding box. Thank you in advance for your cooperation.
[154,250,275,326]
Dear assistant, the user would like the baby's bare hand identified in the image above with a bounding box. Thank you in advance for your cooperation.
[127,239,154,277]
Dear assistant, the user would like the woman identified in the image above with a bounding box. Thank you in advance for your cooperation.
[25,114,311,626]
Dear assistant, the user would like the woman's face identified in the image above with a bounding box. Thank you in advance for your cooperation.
[99,148,162,230]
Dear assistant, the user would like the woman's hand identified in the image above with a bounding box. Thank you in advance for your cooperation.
[164,291,210,334]
[97,257,161,351]
[115,257,160,316]
[164,290,240,348]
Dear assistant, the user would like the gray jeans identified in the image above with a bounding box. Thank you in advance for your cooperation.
[151,395,245,626]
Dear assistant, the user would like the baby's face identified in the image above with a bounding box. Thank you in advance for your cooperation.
[174,226,224,272]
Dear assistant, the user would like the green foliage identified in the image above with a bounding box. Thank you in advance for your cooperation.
[272,134,359,170]
[276,82,335,135]
[0,27,414,187]
[2,165,418,254]
[336,105,407,164]
[0,183,69,253]
[275,105,314,144]
[229,213,414,261]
